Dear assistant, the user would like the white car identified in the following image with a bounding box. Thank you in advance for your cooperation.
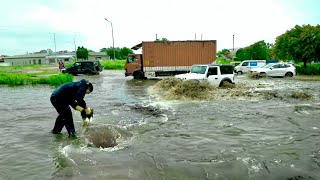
[250,63,275,77]
[250,63,296,77]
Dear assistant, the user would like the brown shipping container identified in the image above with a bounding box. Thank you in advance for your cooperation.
[142,41,216,71]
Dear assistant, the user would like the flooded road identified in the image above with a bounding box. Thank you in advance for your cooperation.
[0,70,320,180]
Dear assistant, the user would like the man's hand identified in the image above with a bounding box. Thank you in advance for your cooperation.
[84,107,92,115]
[75,105,84,112]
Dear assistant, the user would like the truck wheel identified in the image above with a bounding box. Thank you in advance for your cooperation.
[133,71,144,79]
[237,71,243,75]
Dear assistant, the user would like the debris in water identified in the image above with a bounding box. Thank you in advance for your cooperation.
[81,125,119,148]
[150,77,315,101]
[289,91,313,100]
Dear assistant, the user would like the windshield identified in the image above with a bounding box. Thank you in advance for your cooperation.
[127,56,137,63]
[262,63,274,68]
[190,66,207,74]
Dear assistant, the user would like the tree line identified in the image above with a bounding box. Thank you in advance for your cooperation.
[218,24,320,70]
[76,46,134,60]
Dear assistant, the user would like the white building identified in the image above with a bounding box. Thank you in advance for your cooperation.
[3,52,110,66]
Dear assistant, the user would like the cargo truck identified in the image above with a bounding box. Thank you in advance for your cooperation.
[125,40,217,79]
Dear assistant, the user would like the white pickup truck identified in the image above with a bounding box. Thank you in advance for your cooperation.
[175,64,235,87]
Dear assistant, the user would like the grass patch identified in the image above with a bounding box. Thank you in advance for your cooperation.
[0,65,72,86]
[0,73,73,86]
[100,60,126,70]
[215,57,231,64]
[0,64,55,73]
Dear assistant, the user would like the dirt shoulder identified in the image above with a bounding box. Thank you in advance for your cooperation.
[294,75,320,81]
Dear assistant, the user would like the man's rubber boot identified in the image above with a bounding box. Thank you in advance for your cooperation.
[68,131,77,139]
[51,130,61,134]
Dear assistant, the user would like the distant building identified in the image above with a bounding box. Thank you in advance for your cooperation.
[88,52,110,60]
[3,53,49,66]
[2,52,110,66]
[46,54,75,64]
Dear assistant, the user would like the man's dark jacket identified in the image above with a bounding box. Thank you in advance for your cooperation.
[51,79,89,108]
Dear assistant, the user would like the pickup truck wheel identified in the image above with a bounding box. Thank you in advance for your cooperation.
[237,71,243,75]
[133,71,144,79]
[219,80,232,87]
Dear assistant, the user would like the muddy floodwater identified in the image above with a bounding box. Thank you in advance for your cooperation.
[1,70,320,180]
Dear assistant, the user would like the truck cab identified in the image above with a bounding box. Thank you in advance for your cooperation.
[125,54,145,79]
[175,64,235,87]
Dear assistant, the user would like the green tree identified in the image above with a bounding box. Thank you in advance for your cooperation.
[76,46,89,60]
[217,49,230,57]
[235,40,271,61]
[100,47,134,60]
[247,40,270,60]
[273,24,320,69]
[119,47,134,59]
[100,47,117,60]
[235,48,250,60]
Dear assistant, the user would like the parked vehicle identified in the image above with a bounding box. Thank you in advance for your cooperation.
[62,60,103,75]
[230,61,241,66]
[125,40,217,79]
[175,64,235,87]
[250,63,296,77]
[234,60,266,74]
[249,63,275,77]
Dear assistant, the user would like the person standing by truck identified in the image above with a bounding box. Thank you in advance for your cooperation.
[50,79,93,137]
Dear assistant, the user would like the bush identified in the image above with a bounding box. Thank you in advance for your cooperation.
[0,73,73,86]
[296,64,320,75]
[100,60,126,70]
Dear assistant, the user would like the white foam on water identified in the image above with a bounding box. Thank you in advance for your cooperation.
[58,145,78,166]
[238,157,263,173]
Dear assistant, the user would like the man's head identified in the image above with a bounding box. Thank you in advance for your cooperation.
[80,79,93,94]
[86,82,93,94]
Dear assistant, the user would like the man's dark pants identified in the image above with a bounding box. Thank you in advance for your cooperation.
[50,97,75,135]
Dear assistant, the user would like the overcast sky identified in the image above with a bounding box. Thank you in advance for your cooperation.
[0,0,319,55]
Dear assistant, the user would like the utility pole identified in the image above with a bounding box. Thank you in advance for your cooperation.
[232,34,235,61]
[104,18,116,61]
[53,33,57,62]
[233,34,235,50]
[74,33,77,61]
